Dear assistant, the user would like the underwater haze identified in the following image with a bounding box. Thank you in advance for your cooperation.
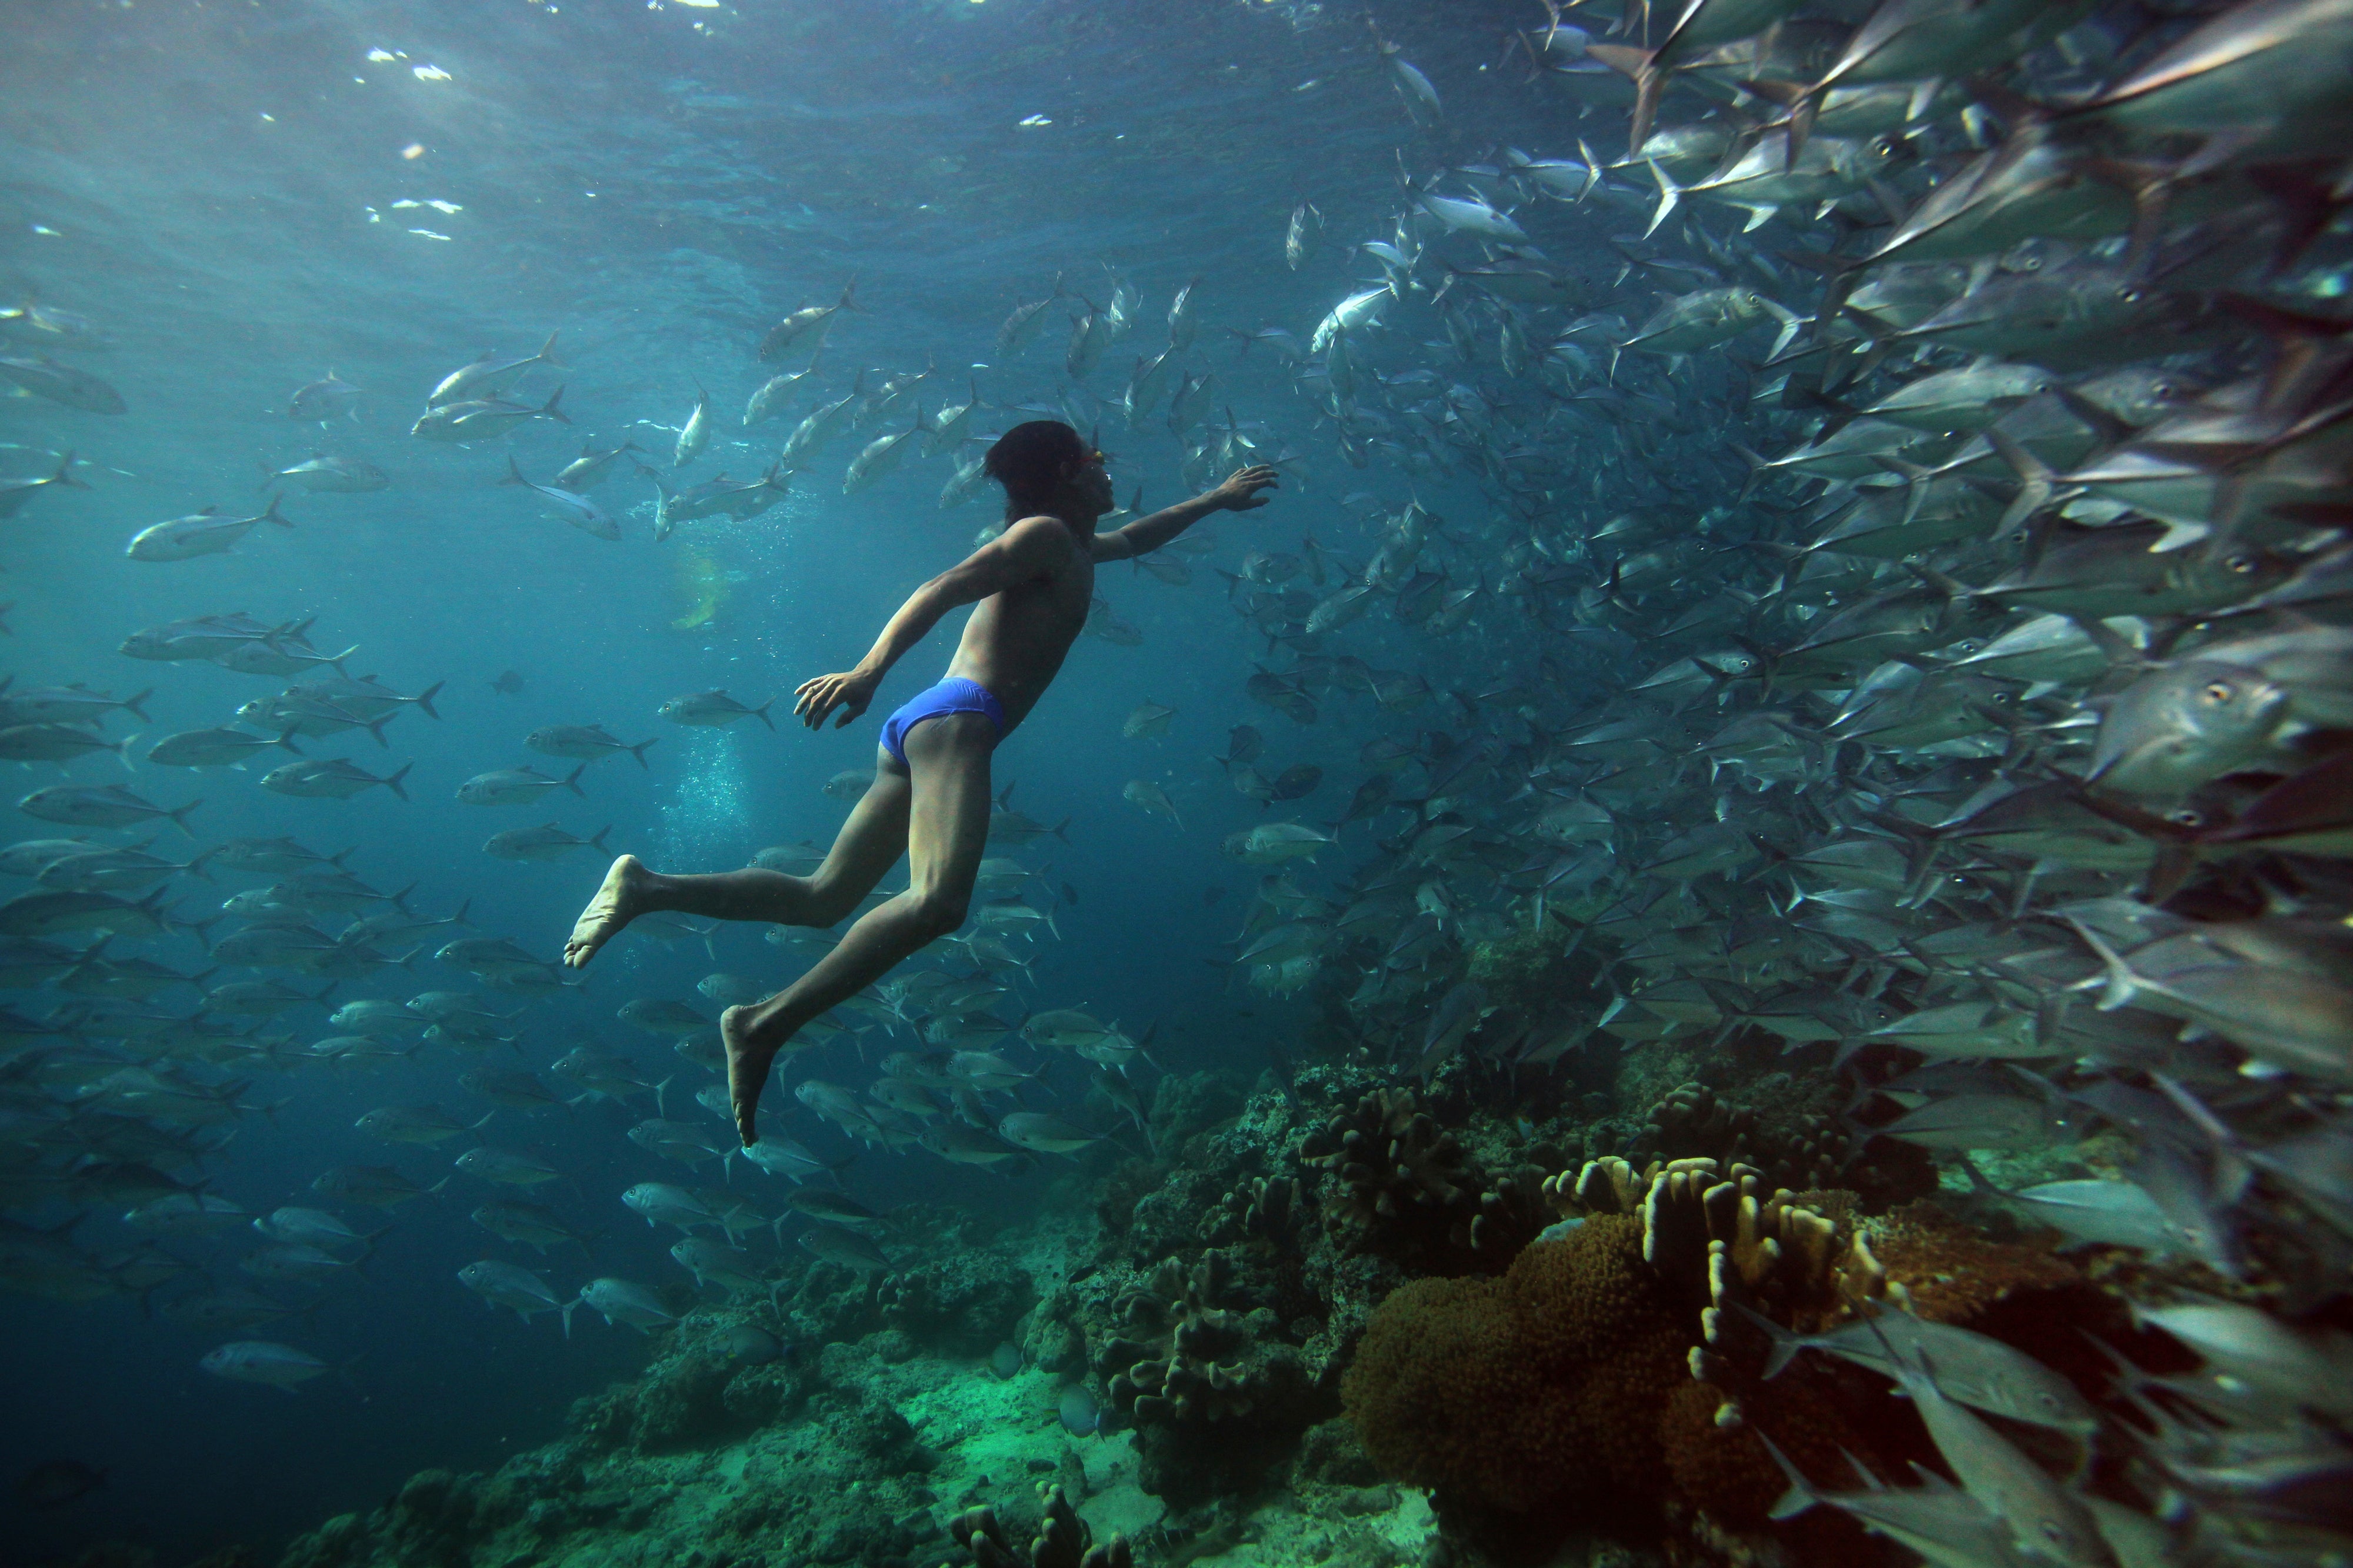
[6,2,2353,1567]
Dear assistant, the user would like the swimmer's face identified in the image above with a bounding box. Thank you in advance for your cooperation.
[1072,448,1114,510]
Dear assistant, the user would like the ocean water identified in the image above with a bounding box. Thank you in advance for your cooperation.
[2,2,1428,1556]
[8,1,2352,1564]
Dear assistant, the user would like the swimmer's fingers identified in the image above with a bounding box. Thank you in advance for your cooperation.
[795,672,871,729]
[795,677,840,728]
[1227,465,1282,511]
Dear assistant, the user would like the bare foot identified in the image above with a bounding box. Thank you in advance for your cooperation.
[722,1003,786,1147]
[566,854,653,969]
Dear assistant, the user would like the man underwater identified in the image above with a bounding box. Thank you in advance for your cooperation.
[564,419,1280,1145]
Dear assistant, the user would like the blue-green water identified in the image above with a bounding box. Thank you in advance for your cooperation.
[2,4,1474,1554]
[8,1,2353,1564]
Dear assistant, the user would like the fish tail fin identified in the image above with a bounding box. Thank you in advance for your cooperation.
[1641,158,1681,241]
[1724,442,1775,503]
[1592,44,1665,158]
[589,826,612,855]
[501,456,528,486]
[536,329,564,369]
[564,762,586,797]
[1755,1429,1821,1522]
[629,738,657,768]
[119,686,156,723]
[53,449,88,489]
[1729,1301,1804,1379]
[839,277,860,311]
[382,763,412,802]
[541,386,569,425]
[166,798,204,836]
[2059,917,2142,1012]
[263,496,295,527]
[1985,428,2057,535]
[1785,84,1822,168]
[752,699,775,730]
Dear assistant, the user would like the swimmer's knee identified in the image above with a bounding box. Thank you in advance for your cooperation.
[904,889,968,940]
[799,878,862,928]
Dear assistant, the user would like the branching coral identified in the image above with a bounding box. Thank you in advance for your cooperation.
[1299,1086,1549,1272]
[1629,1078,1937,1209]
[1304,1089,1474,1246]
[1092,1252,1321,1507]
[1103,1255,1280,1425]
[1634,1083,1766,1167]
[1540,1155,1884,1345]
[1198,1174,1302,1250]
[952,1484,1132,1568]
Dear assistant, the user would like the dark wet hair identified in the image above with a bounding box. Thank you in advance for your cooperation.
[984,420,1088,518]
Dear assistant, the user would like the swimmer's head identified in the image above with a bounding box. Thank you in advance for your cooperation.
[985,420,1109,520]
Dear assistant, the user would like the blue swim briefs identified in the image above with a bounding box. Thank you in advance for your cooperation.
[879,676,1006,765]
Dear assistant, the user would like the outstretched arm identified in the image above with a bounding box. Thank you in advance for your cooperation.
[795,517,1076,728]
[1092,465,1281,562]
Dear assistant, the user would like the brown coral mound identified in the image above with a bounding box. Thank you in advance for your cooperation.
[1341,1217,1688,1516]
[1868,1201,2082,1324]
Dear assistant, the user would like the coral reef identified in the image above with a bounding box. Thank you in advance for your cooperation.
[258,1061,2237,1568]
[878,1248,1036,1357]
[1341,1203,1901,1560]
[1625,1077,1935,1213]
[1096,1254,1320,1507]
[952,1483,1131,1568]
[1298,1086,1552,1275]
[1341,1147,2175,1560]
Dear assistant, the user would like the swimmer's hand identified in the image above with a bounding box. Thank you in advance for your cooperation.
[795,668,879,729]
[1211,465,1281,512]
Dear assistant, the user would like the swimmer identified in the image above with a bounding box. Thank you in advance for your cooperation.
[565,420,1279,1144]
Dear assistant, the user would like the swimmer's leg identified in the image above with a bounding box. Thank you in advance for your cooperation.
[724,713,992,1143]
[562,754,911,968]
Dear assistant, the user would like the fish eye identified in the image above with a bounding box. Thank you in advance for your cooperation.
[2201,681,2235,703]
[2118,285,2144,302]
[2168,808,2205,828]
[2224,553,2256,573]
